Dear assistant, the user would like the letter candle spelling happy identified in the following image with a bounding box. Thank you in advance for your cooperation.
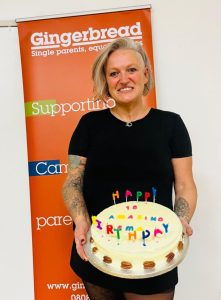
[152,187,157,203]
[125,189,132,202]
[112,190,119,205]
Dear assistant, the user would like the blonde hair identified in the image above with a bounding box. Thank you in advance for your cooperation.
[92,37,154,100]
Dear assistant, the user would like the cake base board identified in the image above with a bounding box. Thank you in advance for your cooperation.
[84,230,189,279]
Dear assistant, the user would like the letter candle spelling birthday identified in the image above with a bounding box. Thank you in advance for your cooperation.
[142,229,151,246]
[91,216,96,224]
[128,230,137,240]
[106,224,114,234]
[114,227,122,240]
[96,219,102,230]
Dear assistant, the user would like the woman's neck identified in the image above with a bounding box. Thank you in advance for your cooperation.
[110,102,150,123]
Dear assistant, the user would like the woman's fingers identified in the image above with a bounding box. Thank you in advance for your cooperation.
[75,223,90,261]
[75,235,88,261]
[180,217,193,236]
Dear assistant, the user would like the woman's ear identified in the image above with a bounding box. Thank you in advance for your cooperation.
[144,67,149,84]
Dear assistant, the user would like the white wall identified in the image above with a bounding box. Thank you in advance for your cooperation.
[0,0,221,299]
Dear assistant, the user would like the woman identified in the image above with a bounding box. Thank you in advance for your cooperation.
[62,37,197,300]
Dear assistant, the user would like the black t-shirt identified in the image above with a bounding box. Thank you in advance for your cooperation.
[68,108,192,294]
[69,108,192,213]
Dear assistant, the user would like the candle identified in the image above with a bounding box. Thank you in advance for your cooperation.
[152,187,157,203]
[91,215,97,224]
[106,224,113,234]
[136,191,142,201]
[125,189,132,202]
[96,219,102,230]
[114,228,122,239]
[162,223,169,233]
[112,190,119,205]
[145,191,150,202]
[154,228,163,237]
[142,229,150,246]
[128,230,137,240]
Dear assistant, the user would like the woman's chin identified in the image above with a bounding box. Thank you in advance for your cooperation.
[114,97,141,106]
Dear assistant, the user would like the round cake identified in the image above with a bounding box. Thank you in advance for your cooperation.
[85,201,187,278]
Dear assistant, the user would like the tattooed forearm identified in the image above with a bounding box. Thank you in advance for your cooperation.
[69,195,88,217]
[174,197,190,223]
[62,155,89,223]
[63,176,83,204]
[64,176,83,195]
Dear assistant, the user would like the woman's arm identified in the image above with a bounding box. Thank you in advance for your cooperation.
[172,157,197,236]
[62,154,90,260]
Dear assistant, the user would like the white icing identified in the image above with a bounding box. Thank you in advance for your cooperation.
[91,201,183,266]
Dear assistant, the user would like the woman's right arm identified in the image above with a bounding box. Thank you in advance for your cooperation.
[62,154,90,260]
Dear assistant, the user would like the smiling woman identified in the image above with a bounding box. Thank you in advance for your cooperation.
[92,37,153,103]
[105,49,148,107]
[62,37,197,300]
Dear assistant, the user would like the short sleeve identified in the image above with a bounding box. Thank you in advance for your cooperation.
[170,114,192,158]
[68,115,89,157]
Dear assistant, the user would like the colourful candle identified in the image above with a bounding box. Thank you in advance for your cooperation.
[112,190,119,205]
[162,223,169,233]
[154,228,163,237]
[136,191,142,201]
[106,224,113,234]
[142,229,150,246]
[91,215,97,224]
[125,189,132,202]
[128,230,137,240]
[114,228,122,239]
[96,219,102,230]
[152,187,157,203]
[145,191,150,202]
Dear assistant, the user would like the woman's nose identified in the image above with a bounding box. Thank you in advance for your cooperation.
[119,72,129,83]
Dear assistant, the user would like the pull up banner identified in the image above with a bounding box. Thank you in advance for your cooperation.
[17,7,156,300]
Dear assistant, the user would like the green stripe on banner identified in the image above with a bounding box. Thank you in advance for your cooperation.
[25,100,57,117]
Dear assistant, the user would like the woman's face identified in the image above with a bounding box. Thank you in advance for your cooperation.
[105,49,148,105]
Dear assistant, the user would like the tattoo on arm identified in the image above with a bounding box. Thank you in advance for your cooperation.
[62,155,89,221]
[174,197,190,223]
[68,155,82,171]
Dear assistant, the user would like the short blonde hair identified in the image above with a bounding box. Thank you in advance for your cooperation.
[92,37,154,100]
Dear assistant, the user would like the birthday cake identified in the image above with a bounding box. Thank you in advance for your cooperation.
[85,201,187,278]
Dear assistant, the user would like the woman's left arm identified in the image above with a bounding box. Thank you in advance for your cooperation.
[172,157,197,236]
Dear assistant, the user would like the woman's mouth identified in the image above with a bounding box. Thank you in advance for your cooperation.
[118,87,133,93]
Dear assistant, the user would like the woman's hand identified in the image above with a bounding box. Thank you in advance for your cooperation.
[179,217,193,236]
[62,155,91,260]
[74,218,91,261]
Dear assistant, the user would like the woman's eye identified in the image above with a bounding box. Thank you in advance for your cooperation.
[110,72,118,77]
[128,67,137,73]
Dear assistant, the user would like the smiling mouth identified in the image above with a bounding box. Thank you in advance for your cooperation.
[118,87,133,92]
